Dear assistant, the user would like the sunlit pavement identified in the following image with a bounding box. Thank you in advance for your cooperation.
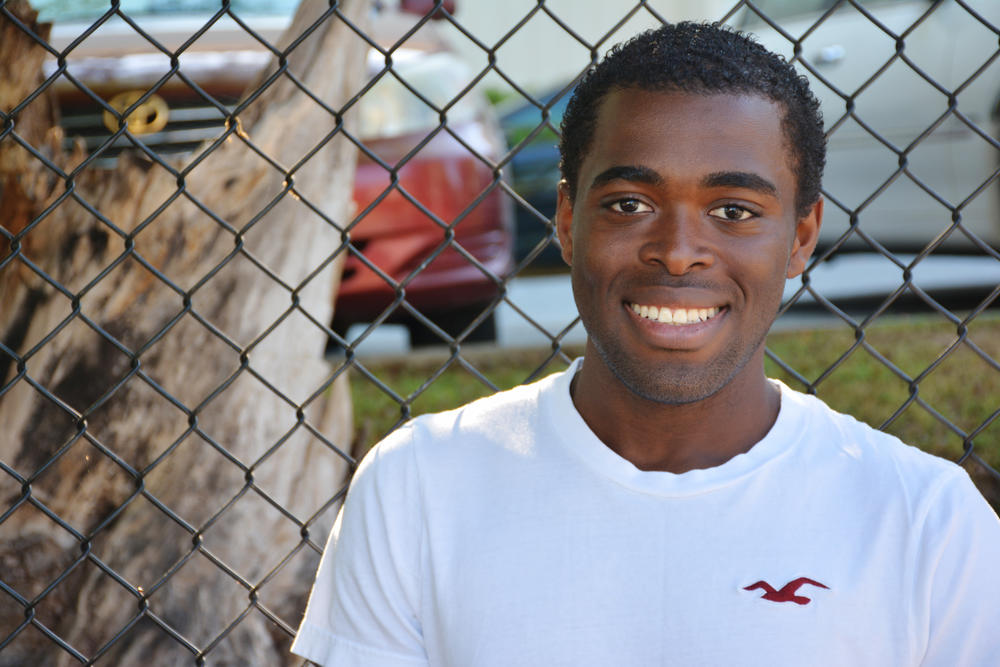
[343,254,1000,358]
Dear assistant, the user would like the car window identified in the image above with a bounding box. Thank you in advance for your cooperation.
[501,91,571,147]
[749,0,834,22]
[747,0,924,23]
[34,0,299,22]
[358,50,482,139]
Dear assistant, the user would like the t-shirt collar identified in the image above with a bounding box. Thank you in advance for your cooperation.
[542,358,809,497]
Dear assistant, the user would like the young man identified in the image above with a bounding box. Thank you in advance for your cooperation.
[292,22,1000,666]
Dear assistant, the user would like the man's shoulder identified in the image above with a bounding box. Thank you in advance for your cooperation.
[417,368,561,435]
[364,365,571,467]
[778,381,966,497]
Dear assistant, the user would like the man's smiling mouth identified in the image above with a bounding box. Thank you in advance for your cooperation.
[628,302,722,325]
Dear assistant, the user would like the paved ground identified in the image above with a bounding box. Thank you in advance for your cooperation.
[343,254,1000,357]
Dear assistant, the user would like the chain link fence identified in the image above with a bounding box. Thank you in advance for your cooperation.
[1,0,998,663]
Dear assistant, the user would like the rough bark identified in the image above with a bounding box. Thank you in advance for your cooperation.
[0,1,365,664]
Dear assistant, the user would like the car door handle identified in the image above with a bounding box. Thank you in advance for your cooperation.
[814,44,845,65]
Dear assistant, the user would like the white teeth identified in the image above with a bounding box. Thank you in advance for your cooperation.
[630,303,721,325]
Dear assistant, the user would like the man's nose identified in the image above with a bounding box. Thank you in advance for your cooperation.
[637,205,714,275]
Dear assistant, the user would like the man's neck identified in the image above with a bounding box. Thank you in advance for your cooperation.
[569,348,780,474]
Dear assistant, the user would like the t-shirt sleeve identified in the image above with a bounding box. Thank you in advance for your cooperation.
[291,426,428,667]
[915,468,1000,666]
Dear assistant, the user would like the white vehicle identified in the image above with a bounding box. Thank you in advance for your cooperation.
[740,0,1000,253]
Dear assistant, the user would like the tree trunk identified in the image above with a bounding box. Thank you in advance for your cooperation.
[0,1,366,664]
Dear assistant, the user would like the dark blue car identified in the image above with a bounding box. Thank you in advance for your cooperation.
[500,86,574,268]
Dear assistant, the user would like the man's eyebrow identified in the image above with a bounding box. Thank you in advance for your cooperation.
[702,171,777,196]
[589,165,664,190]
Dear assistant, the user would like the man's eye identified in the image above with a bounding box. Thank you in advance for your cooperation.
[609,198,651,214]
[709,204,754,221]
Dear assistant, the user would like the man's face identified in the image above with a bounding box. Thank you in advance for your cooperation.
[556,89,821,404]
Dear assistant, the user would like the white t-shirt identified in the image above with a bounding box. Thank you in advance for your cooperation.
[292,359,1000,666]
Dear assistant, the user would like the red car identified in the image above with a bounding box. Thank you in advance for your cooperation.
[334,48,514,345]
[43,2,514,346]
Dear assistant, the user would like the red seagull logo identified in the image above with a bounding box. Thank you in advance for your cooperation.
[744,577,829,605]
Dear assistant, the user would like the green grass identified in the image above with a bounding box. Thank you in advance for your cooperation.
[764,314,1000,470]
[348,313,1000,506]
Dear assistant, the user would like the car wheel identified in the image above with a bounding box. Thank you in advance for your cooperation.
[324,316,352,357]
[407,304,497,347]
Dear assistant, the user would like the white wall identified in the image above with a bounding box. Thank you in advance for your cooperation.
[444,0,743,95]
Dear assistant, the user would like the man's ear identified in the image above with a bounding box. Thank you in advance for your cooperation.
[787,197,823,279]
[555,180,574,267]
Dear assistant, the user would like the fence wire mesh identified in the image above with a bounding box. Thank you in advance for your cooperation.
[1,0,998,663]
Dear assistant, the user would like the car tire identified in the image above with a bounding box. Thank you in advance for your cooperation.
[407,304,497,347]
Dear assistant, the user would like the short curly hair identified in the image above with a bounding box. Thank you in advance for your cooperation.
[559,21,825,218]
